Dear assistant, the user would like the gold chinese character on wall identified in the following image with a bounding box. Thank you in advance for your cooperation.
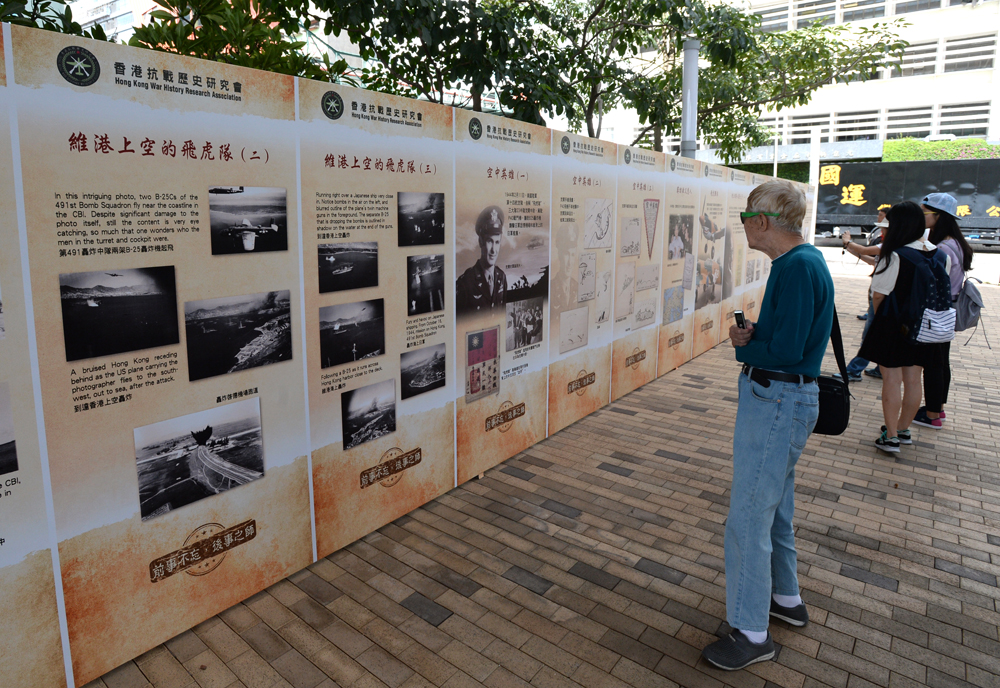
[956,205,971,217]
[819,165,841,186]
[987,205,1000,218]
[840,184,866,207]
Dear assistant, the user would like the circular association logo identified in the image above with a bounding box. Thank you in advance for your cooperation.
[575,370,588,396]
[630,347,642,370]
[704,166,711,177]
[57,46,100,87]
[670,158,676,171]
[497,400,515,433]
[624,149,631,165]
[469,117,483,140]
[183,523,228,577]
[376,447,405,488]
[561,136,571,154]
[321,91,344,120]
[731,170,735,181]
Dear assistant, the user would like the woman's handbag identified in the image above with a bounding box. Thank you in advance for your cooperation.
[813,309,851,435]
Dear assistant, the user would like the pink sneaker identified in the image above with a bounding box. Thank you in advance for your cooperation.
[912,410,942,429]
[940,410,946,420]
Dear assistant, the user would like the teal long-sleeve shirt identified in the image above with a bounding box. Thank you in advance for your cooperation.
[736,243,834,379]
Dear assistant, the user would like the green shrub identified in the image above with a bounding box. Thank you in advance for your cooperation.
[883,138,1000,162]
[731,162,810,183]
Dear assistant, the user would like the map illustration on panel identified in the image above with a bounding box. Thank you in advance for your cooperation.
[584,198,613,248]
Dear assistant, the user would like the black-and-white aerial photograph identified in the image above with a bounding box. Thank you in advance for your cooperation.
[134,397,264,521]
[0,382,17,477]
[407,254,445,316]
[319,298,385,369]
[400,343,446,400]
[209,186,288,255]
[59,266,179,362]
[341,378,396,450]
[318,242,378,293]
[185,291,292,381]
[398,192,445,246]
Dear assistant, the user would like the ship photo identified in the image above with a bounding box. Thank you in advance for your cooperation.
[133,397,265,521]
[318,242,378,293]
[341,378,396,450]
[0,382,17,476]
[209,186,288,255]
[398,192,445,246]
[59,266,179,362]
[319,298,385,369]
[400,343,446,399]
[185,291,292,381]
[406,254,444,316]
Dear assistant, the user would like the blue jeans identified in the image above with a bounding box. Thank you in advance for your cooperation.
[846,298,875,375]
[726,372,819,632]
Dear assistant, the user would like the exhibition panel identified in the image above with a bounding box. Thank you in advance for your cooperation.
[0,24,806,686]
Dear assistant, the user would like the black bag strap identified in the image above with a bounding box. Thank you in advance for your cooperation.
[830,308,853,396]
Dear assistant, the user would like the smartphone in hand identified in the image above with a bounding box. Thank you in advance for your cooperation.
[734,310,747,329]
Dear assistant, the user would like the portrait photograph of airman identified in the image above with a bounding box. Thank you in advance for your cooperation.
[456,205,507,317]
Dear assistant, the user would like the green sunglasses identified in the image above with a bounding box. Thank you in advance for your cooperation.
[740,211,780,224]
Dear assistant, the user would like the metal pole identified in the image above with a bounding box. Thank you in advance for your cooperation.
[773,130,779,178]
[680,39,700,159]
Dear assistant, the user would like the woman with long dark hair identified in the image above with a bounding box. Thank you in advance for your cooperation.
[913,193,972,428]
[858,201,952,453]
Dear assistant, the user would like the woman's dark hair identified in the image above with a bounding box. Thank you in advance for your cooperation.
[927,207,974,271]
[874,201,925,275]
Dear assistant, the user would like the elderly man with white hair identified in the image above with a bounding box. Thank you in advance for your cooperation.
[702,180,835,671]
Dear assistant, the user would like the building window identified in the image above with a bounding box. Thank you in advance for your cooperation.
[943,33,996,72]
[789,113,831,144]
[893,0,941,14]
[891,40,937,78]
[795,0,836,27]
[842,0,886,22]
[834,110,879,141]
[885,106,932,139]
[754,3,790,32]
[939,101,991,137]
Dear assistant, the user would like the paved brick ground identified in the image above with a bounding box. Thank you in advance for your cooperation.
[87,275,1000,688]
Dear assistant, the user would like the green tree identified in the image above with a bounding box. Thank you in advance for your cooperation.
[1,0,108,40]
[128,0,348,82]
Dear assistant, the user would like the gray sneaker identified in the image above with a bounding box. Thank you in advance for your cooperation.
[769,599,809,626]
[702,630,775,671]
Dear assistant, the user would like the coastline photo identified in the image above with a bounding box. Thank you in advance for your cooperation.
[209,186,288,255]
[134,397,264,521]
[185,291,292,381]
[400,343,446,400]
[319,298,385,369]
[0,382,17,476]
[398,192,445,246]
[407,254,445,316]
[341,378,396,450]
[318,242,378,293]
[59,266,179,362]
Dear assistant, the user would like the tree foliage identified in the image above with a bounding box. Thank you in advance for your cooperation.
[1,0,108,40]
[128,0,348,82]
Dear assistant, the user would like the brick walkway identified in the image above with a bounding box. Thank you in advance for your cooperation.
[89,275,1000,688]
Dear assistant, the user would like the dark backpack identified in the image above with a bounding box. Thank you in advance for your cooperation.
[888,246,955,344]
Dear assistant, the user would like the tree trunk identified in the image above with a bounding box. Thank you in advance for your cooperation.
[653,123,662,152]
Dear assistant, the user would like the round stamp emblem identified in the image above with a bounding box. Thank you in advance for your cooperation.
[704,165,711,177]
[377,447,405,488]
[497,400,515,433]
[630,347,642,370]
[670,158,676,171]
[57,46,100,87]
[623,149,631,165]
[671,330,683,350]
[575,370,588,396]
[469,117,483,140]
[561,136,571,154]
[321,90,344,120]
[183,523,227,577]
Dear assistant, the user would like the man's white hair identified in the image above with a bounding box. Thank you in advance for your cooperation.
[747,180,806,235]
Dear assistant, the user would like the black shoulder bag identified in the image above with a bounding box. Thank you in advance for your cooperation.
[813,309,851,435]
